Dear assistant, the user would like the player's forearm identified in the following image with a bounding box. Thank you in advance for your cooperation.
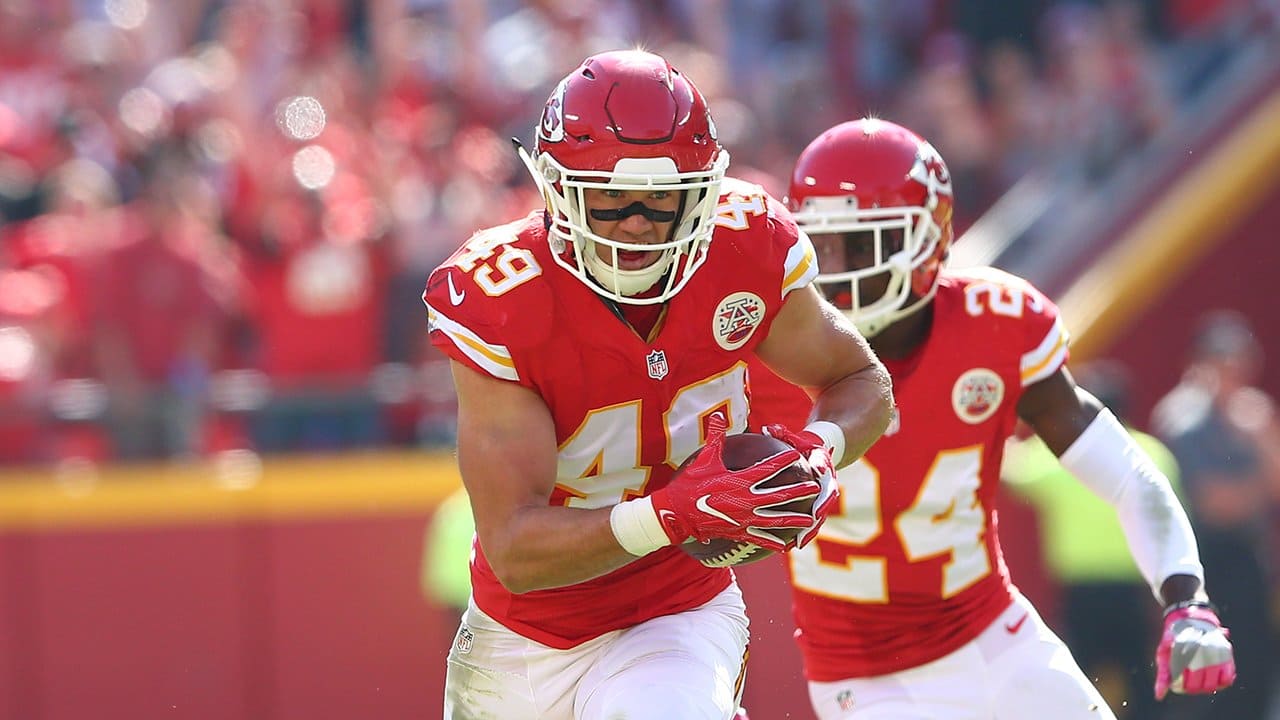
[810,360,895,469]
[1058,409,1205,599]
[478,505,640,594]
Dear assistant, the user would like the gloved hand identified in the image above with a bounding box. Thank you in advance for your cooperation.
[761,423,840,548]
[651,414,821,552]
[1154,601,1236,699]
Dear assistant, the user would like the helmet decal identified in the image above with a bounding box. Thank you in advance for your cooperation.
[539,79,567,144]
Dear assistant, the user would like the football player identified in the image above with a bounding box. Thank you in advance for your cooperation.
[424,51,894,720]
[748,118,1236,719]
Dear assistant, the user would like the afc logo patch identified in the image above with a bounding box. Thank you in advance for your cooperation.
[951,368,1004,424]
[646,349,669,380]
[713,292,765,350]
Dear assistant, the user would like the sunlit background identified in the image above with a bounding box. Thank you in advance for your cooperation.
[0,1,1277,719]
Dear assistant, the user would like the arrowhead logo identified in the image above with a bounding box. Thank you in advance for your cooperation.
[447,273,466,306]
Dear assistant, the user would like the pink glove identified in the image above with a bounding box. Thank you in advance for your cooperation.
[761,423,840,548]
[651,414,821,553]
[1154,601,1236,700]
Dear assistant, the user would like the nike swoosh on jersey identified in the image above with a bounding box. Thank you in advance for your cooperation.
[448,273,466,305]
[1004,612,1029,634]
[696,495,738,526]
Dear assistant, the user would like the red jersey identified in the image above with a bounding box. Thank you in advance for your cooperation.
[424,179,818,649]
[749,269,1069,679]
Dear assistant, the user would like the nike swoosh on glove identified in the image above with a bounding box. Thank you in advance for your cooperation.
[761,423,840,548]
[1154,602,1236,699]
[650,414,821,552]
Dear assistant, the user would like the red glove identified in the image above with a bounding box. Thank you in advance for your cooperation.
[761,423,840,548]
[651,414,822,553]
[1154,601,1236,699]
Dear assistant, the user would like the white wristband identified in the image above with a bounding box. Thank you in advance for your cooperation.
[804,420,846,467]
[610,496,672,557]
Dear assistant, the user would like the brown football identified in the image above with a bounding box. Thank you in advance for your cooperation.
[676,432,817,568]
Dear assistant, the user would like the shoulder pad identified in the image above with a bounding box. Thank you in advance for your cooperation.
[424,218,555,380]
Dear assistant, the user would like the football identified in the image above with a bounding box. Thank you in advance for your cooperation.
[677,431,818,568]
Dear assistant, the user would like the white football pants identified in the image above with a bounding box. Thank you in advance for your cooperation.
[808,593,1117,719]
[444,583,750,719]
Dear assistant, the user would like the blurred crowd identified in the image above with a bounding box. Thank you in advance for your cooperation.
[0,0,1266,465]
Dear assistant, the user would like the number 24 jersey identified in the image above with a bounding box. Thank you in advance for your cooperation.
[762,269,1069,680]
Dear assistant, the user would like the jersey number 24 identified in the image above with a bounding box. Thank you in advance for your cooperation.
[789,447,993,601]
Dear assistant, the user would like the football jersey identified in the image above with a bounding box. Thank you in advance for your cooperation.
[424,179,818,649]
[748,268,1069,680]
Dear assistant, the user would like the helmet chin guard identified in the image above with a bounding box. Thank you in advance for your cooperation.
[792,197,942,337]
[520,150,728,304]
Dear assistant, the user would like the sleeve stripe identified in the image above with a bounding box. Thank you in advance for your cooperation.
[426,304,520,382]
[782,233,819,295]
[1020,316,1069,386]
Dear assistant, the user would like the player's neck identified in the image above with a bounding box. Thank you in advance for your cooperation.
[593,288,667,341]
[869,305,933,361]
[599,277,669,342]
[617,302,668,342]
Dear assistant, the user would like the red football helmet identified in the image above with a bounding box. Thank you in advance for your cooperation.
[517,50,729,305]
[786,118,954,337]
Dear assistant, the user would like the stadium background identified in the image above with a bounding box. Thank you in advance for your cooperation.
[0,1,1277,718]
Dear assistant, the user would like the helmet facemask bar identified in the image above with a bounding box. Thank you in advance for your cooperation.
[797,201,942,337]
[524,149,728,306]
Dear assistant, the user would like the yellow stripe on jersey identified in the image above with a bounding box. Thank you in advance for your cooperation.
[426,304,520,382]
[782,231,819,296]
[1020,315,1070,386]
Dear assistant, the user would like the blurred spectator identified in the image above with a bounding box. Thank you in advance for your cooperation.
[0,156,119,462]
[420,485,474,615]
[419,482,476,677]
[88,158,236,459]
[1150,310,1280,720]
[0,0,1268,465]
[1163,0,1257,98]
[1004,360,1179,720]
[1038,1,1168,182]
[230,170,390,452]
[983,40,1055,186]
[0,267,63,462]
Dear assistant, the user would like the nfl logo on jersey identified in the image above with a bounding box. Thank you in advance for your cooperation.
[646,350,669,380]
[455,625,474,655]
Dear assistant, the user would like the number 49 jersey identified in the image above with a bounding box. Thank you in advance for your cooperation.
[780,269,1069,680]
[424,180,818,650]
